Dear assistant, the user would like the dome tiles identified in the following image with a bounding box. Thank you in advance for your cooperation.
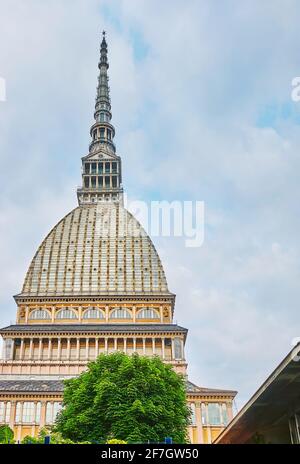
[22,204,169,297]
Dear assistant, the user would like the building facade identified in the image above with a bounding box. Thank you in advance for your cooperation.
[0,33,236,443]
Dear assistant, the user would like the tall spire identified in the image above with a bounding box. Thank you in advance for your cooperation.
[77,32,123,206]
[89,31,116,154]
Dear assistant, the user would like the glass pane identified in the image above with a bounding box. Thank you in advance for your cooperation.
[208,403,221,426]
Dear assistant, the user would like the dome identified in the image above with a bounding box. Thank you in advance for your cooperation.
[22,204,169,297]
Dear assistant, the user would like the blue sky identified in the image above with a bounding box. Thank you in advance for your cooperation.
[1,0,300,409]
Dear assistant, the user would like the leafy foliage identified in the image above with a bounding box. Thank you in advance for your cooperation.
[55,352,190,443]
[0,425,14,443]
[107,439,127,444]
[21,427,90,444]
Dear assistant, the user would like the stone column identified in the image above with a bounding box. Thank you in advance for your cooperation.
[95,338,99,359]
[143,338,146,355]
[114,338,117,351]
[161,338,165,360]
[171,338,175,360]
[51,306,55,323]
[105,337,108,353]
[152,338,156,355]
[105,306,109,322]
[160,305,163,323]
[48,339,52,360]
[67,338,71,360]
[195,402,204,444]
[9,400,16,430]
[124,338,127,354]
[40,401,47,428]
[227,402,233,422]
[86,338,89,359]
[57,339,62,360]
[33,401,37,426]
[78,306,83,323]
[76,339,80,359]
[132,306,136,323]
[11,339,15,360]
[38,338,43,360]
[20,339,25,361]
[29,338,34,359]
[25,307,29,323]
[133,338,136,353]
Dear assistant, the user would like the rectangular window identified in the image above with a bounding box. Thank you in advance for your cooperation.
[105,176,110,188]
[174,337,182,360]
[84,163,90,174]
[46,402,52,425]
[4,339,13,360]
[207,403,221,426]
[91,177,96,188]
[22,402,35,424]
[5,402,11,423]
[98,176,103,188]
[100,128,105,139]
[0,402,4,422]
[107,129,111,140]
[105,162,110,173]
[98,162,103,174]
[190,403,196,425]
[112,162,117,173]
[112,176,117,188]
[222,403,228,425]
[84,177,89,189]
[91,163,97,174]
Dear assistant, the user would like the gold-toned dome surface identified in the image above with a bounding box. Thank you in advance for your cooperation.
[22,204,169,296]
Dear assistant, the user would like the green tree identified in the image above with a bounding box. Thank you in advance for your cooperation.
[0,425,14,444]
[55,352,190,443]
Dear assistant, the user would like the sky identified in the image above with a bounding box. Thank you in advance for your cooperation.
[1,0,300,410]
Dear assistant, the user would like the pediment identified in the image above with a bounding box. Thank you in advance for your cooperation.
[82,150,117,161]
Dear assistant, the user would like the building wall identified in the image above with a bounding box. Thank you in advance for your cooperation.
[0,395,234,443]
[0,303,234,443]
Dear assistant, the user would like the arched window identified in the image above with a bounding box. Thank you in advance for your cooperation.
[109,308,132,319]
[29,309,51,320]
[56,308,77,320]
[136,308,160,319]
[83,307,105,320]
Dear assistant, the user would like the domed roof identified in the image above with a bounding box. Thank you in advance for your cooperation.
[22,204,169,297]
